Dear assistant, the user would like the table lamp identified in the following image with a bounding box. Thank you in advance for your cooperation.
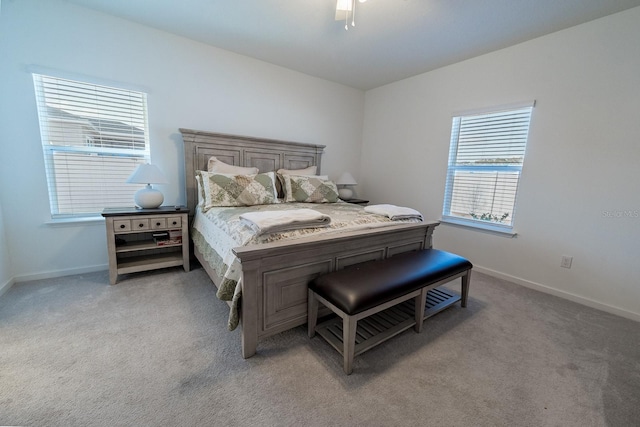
[336,172,357,200]
[126,163,168,209]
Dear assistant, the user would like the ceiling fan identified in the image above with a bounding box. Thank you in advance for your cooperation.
[335,0,368,30]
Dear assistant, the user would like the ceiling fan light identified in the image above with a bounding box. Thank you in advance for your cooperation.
[336,0,353,12]
[336,0,366,29]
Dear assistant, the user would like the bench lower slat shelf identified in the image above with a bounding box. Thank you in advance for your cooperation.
[425,287,461,319]
[314,286,460,357]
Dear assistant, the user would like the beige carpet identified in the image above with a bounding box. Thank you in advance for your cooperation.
[1,267,639,426]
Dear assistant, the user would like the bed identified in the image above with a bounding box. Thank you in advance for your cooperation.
[180,128,439,358]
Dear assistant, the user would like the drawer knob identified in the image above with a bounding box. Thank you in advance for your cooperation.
[139,223,144,227]
[156,222,161,226]
[120,224,125,229]
[172,221,177,225]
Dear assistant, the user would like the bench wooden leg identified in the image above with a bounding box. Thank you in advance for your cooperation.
[414,288,428,333]
[308,289,319,338]
[461,271,471,307]
[343,316,357,375]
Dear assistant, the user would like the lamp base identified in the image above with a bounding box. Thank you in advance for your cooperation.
[134,185,164,209]
[338,188,353,200]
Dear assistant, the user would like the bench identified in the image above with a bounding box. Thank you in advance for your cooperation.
[307,249,472,374]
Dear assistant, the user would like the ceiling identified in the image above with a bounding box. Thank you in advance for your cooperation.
[62,0,640,90]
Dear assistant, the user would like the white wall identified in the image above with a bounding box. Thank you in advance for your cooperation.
[361,7,640,320]
[0,0,364,280]
[0,0,11,294]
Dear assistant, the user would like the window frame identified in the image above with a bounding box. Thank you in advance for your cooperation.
[441,101,535,235]
[32,73,151,220]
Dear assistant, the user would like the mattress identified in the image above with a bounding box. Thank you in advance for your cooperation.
[191,201,422,330]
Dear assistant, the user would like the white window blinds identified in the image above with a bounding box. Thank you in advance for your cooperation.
[443,103,534,231]
[33,74,150,218]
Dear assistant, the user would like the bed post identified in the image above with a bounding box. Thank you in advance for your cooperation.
[425,223,437,249]
[240,262,260,358]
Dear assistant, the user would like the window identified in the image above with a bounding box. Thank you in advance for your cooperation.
[442,102,534,233]
[33,74,150,218]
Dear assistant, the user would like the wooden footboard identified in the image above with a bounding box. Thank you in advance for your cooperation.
[233,221,438,358]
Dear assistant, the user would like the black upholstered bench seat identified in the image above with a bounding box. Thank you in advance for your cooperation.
[309,249,473,316]
[308,249,473,374]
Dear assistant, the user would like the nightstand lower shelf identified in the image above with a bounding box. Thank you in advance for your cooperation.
[116,240,182,253]
[117,252,185,275]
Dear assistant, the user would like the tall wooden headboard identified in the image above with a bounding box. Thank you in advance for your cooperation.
[180,128,326,216]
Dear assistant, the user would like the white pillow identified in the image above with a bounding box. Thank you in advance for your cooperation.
[208,156,259,175]
[276,166,317,176]
[196,173,204,207]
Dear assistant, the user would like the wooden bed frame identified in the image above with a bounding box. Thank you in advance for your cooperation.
[180,128,439,358]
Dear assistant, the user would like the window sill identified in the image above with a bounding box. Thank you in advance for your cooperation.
[45,216,105,226]
[440,217,517,238]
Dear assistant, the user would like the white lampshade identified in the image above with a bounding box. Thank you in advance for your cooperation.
[336,172,357,186]
[126,163,168,209]
[126,163,167,185]
[336,172,357,200]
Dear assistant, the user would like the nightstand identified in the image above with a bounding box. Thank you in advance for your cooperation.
[102,207,190,285]
[345,198,369,205]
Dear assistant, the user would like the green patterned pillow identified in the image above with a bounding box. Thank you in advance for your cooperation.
[284,175,339,203]
[275,166,317,197]
[198,171,278,209]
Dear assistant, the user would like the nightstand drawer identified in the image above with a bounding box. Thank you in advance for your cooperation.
[151,218,167,229]
[166,216,182,228]
[113,220,131,232]
[131,218,150,230]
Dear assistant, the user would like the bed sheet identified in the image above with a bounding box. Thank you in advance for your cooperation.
[191,202,422,330]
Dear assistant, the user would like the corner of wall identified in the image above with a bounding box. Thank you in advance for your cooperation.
[0,276,15,298]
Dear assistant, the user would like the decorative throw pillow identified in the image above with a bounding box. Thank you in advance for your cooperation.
[198,171,278,209]
[208,156,259,175]
[276,166,318,197]
[283,175,339,203]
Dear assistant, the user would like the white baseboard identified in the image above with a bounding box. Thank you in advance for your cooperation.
[4,261,639,323]
[12,264,108,284]
[474,265,640,323]
[0,276,16,297]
